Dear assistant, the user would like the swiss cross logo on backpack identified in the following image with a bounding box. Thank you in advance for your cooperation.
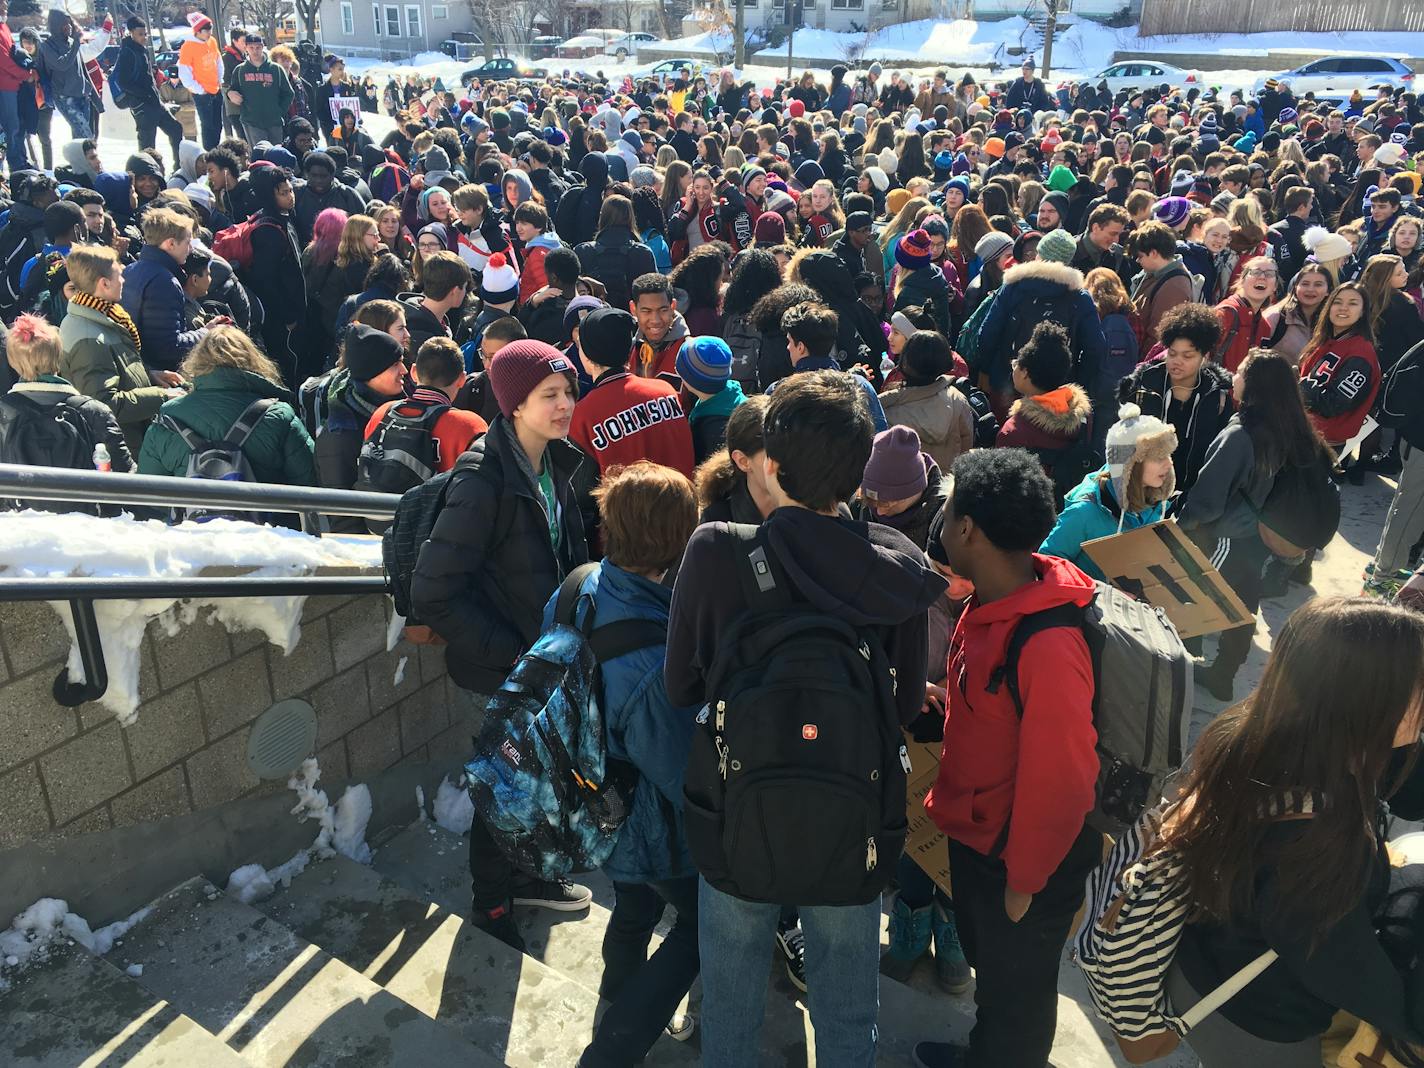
[801,723,818,740]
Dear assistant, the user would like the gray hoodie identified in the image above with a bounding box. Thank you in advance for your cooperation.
[1175,416,1276,541]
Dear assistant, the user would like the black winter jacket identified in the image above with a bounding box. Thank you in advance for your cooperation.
[1118,356,1234,492]
[410,416,596,693]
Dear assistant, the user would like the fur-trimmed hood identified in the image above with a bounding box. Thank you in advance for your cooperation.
[1009,383,1092,435]
[695,447,740,510]
[1000,258,1086,291]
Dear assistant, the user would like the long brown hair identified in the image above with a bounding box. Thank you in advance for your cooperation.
[1303,280,1374,356]
[1170,597,1424,944]
[1357,254,1403,335]
[1235,349,1329,474]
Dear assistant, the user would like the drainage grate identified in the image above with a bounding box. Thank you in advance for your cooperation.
[246,699,318,779]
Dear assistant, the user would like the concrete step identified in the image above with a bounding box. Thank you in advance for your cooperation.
[114,877,501,1068]
[0,937,248,1068]
[253,849,639,1068]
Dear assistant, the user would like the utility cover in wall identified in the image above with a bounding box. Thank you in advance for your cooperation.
[247,699,318,780]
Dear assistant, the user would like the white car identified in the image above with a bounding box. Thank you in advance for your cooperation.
[1091,61,1201,95]
[604,32,658,60]
[1253,56,1414,100]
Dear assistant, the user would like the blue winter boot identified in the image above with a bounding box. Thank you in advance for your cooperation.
[880,895,932,982]
[931,900,972,994]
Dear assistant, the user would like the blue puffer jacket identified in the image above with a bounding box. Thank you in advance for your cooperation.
[975,259,1109,396]
[1039,466,1167,580]
[122,245,205,372]
[540,561,699,885]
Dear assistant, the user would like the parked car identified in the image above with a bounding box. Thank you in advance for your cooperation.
[460,57,547,84]
[95,43,120,75]
[603,32,657,60]
[556,35,606,59]
[529,35,562,60]
[638,58,697,79]
[1089,61,1200,95]
[440,37,486,60]
[154,49,180,82]
[1253,55,1415,100]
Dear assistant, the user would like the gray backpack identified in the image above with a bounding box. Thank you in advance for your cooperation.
[987,580,1192,838]
[158,399,276,521]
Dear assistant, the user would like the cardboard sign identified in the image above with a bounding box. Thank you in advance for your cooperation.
[328,94,362,124]
[904,738,952,898]
[1083,519,1252,639]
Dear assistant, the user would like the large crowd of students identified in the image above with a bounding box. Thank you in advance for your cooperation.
[4,16,1424,1065]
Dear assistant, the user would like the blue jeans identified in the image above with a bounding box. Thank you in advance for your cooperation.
[0,90,30,174]
[698,878,880,1067]
[193,92,224,150]
[53,94,93,139]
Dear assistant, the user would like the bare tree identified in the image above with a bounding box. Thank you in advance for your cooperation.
[1040,0,1060,81]
[292,0,319,38]
[734,0,745,67]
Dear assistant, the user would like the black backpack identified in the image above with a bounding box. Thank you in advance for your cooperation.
[989,581,1192,838]
[0,393,101,513]
[1006,290,1079,363]
[952,376,1000,447]
[681,524,908,906]
[354,399,449,531]
[577,239,635,310]
[1257,451,1341,560]
[297,370,336,439]
[157,399,276,522]
[381,453,515,626]
[1027,414,1096,507]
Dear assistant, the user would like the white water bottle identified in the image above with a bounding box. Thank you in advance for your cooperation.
[92,443,111,473]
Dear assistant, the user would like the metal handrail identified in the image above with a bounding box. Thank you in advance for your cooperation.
[0,576,389,601]
[0,463,401,519]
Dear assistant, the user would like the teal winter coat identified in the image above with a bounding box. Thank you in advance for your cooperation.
[1039,466,1167,580]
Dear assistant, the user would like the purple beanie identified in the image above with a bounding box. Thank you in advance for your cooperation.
[861,426,929,502]
[895,228,934,270]
[1153,195,1192,229]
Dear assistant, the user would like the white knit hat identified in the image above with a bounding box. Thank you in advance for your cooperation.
[1104,403,1177,529]
[1374,143,1406,168]
[877,147,898,175]
[1304,225,1353,264]
[864,165,889,192]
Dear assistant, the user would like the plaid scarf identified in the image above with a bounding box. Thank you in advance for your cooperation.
[71,291,143,355]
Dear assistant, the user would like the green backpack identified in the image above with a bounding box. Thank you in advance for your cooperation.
[956,290,997,375]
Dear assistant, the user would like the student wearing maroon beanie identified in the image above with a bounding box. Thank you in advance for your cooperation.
[411,337,598,949]
[569,307,696,478]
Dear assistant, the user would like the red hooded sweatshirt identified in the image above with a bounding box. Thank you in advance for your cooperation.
[926,554,1100,895]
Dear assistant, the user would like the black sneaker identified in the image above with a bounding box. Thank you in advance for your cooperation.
[511,876,593,912]
[471,900,525,952]
[775,918,807,992]
[912,1041,970,1068]
[1196,660,1234,703]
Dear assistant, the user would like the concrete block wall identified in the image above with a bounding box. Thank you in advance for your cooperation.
[0,592,479,854]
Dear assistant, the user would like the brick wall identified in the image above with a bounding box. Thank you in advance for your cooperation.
[0,590,479,853]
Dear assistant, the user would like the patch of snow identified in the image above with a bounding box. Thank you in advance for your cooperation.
[331,785,373,864]
[287,758,336,856]
[433,776,475,835]
[386,608,406,651]
[393,656,408,687]
[125,963,144,977]
[225,863,276,905]
[0,899,152,983]
[0,511,380,724]
[415,784,427,819]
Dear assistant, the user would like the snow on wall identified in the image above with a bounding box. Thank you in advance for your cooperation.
[0,511,383,725]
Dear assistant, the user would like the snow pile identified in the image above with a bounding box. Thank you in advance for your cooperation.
[225,759,374,904]
[433,776,475,835]
[0,511,381,724]
[0,898,152,988]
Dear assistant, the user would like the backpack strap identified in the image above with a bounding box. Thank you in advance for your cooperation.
[223,398,278,449]
[156,412,213,454]
[982,601,1090,858]
[986,601,1088,719]
[554,562,602,635]
[727,522,793,612]
[552,561,669,662]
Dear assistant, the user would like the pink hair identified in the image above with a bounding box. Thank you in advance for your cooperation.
[308,207,348,266]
